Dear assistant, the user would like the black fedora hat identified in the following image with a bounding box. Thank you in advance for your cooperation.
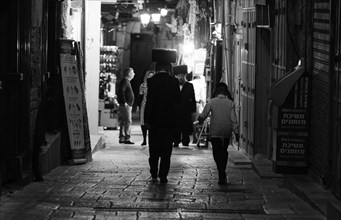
[152,48,177,64]
[173,65,188,75]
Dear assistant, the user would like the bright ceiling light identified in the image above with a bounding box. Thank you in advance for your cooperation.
[140,12,150,27]
[160,8,168,17]
[151,13,161,23]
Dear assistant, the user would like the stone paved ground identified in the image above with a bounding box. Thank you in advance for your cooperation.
[0,126,326,220]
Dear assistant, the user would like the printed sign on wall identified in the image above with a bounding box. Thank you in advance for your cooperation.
[275,73,310,172]
[278,108,308,130]
[193,48,207,75]
[276,135,308,162]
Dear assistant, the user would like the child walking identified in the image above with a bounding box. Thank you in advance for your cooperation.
[198,82,240,185]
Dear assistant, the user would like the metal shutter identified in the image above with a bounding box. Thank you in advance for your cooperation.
[331,0,341,198]
[310,0,331,185]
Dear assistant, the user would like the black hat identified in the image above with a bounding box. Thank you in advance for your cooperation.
[173,65,188,75]
[152,48,177,64]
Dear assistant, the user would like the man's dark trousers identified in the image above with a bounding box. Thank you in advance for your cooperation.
[148,126,173,179]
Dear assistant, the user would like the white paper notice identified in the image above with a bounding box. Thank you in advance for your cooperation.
[60,53,85,152]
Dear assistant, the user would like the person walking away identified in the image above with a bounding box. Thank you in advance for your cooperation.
[138,70,154,146]
[198,82,239,185]
[191,75,206,143]
[144,48,180,184]
[173,65,196,147]
[117,67,135,144]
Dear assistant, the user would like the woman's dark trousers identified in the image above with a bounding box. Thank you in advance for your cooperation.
[141,125,148,143]
[210,137,230,181]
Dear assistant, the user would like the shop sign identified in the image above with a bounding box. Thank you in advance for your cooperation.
[193,48,206,75]
[278,108,308,130]
[277,73,310,132]
[274,73,310,173]
[60,39,86,163]
[276,134,308,162]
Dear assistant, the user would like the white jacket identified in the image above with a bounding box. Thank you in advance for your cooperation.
[199,94,239,138]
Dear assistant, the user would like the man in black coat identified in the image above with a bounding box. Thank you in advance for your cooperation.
[173,65,196,147]
[144,49,180,184]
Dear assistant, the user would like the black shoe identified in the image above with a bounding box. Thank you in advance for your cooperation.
[125,140,135,144]
[218,178,227,185]
[150,176,158,182]
[173,143,179,147]
[141,141,147,146]
[160,177,168,184]
[119,140,125,144]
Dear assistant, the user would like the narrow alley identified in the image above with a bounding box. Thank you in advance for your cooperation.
[0,123,325,220]
[2,1,341,219]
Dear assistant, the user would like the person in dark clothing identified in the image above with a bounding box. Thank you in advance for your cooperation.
[117,67,135,144]
[173,65,196,147]
[144,48,180,184]
[198,82,239,185]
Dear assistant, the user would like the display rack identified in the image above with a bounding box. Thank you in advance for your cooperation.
[99,46,120,129]
[99,46,120,99]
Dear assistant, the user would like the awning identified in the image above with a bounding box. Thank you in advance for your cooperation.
[268,60,305,107]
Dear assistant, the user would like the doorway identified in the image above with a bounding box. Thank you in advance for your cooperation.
[130,33,154,111]
[0,0,30,183]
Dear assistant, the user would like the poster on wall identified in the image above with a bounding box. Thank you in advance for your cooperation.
[60,39,86,163]
[193,48,206,75]
[278,108,308,130]
[274,73,310,173]
[276,134,308,165]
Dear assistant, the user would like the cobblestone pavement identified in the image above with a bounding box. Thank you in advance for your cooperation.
[0,126,325,220]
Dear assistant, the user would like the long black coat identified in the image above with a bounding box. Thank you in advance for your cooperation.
[176,82,196,133]
[144,71,180,129]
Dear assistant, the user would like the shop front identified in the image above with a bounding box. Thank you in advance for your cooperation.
[67,0,122,152]
[269,61,310,173]
[65,0,214,149]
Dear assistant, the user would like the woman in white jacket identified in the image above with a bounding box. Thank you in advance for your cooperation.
[198,82,240,185]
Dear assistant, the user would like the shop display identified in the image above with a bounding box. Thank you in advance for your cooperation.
[99,45,120,129]
[99,46,120,100]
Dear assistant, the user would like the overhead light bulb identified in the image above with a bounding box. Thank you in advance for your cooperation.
[140,12,150,27]
[151,13,161,23]
[160,8,168,17]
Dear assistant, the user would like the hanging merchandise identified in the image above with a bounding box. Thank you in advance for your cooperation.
[176,0,190,22]
[188,0,197,40]
[99,45,120,129]
[194,0,212,51]
[99,46,119,100]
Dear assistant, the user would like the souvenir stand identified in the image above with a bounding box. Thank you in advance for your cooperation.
[98,46,119,129]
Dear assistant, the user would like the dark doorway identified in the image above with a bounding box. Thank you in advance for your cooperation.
[0,0,30,184]
[130,33,154,110]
